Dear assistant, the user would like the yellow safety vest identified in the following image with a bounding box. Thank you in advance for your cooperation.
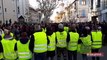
[1,39,17,60]
[17,40,32,60]
[68,32,79,51]
[0,53,3,59]
[48,33,56,51]
[64,27,69,32]
[56,31,67,48]
[78,35,92,54]
[42,28,46,32]
[0,41,3,59]
[33,32,47,53]
[91,31,102,49]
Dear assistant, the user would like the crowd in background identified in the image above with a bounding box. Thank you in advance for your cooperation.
[0,21,107,46]
[0,21,107,60]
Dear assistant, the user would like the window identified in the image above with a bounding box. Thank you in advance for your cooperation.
[5,8,7,12]
[12,0,14,3]
[106,13,107,21]
[0,6,1,14]
[105,0,107,9]
[91,0,93,9]
[97,0,100,7]
[17,7,20,14]
[13,10,15,12]
[81,10,86,17]
[0,6,1,10]
[102,0,105,9]
[80,0,86,5]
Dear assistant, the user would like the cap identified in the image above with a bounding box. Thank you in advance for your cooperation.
[58,23,64,29]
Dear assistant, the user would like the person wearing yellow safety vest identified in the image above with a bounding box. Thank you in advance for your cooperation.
[56,23,67,60]
[78,26,92,60]
[46,25,56,60]
[0,26,3,60]
[30,24,47,60]
[0,28,17,60]
[64,26,69,32]
[0,22,3,60]
[0,34,3,60]
[67,24,79,60]
[91,26,102,60]
[0,44,3,60]
[16,32,32,60]
[41,23,47,32]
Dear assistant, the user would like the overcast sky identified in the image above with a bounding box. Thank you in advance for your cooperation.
[29,0,39,9]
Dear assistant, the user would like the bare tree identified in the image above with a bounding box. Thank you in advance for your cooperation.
[36,0,57,22]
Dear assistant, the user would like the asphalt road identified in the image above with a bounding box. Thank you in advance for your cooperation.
[32,46,107,60]
[77,46,107,60]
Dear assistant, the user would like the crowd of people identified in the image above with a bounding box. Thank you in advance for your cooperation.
[0,21,107,60]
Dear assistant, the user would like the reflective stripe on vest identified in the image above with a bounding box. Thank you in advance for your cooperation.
[56,31,67,48]
[33,32,47,53]
[68,32,79,51]
[64,27,69,32]
[17,40,32,59]
[47,33,56,51]
[18,52,31,59]
[34,44,47,51]
[1,39,17,59]
[91,31,102,49]
[92,41,102,47]
[48,46,55,49]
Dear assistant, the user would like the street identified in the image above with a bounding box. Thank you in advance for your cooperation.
[77,46,107,60]
[32,46,107,60]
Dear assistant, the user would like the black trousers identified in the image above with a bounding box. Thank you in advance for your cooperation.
[92,49,100,60]
[47,51,55,60]
[82,54,88,60]
[57,47,67,60]
[34,52,47,60]
[68,50,77,60]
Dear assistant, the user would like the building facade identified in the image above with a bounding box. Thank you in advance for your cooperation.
[70,0,91,22]
[68,0,78,22]
[90,0,101,22]
[0,0,17,23]
[0,0,29,24]
[77,0,91,22]
[17,0,29,22]
[100,0,107,22]
[29,7,42,23]
[0,0,3,23]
